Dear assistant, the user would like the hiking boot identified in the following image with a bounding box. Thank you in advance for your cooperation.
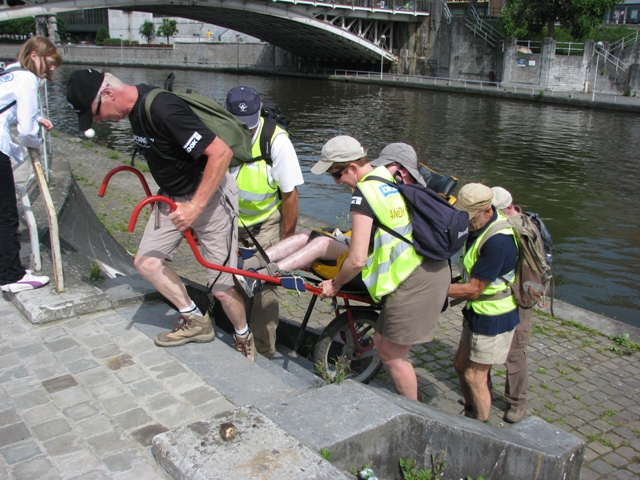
[233,330,256,362]
[154,312,215,347]
[1,270,49,293]
[234,269,263,298]
[504,405,526,424]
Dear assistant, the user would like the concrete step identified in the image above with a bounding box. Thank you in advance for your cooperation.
[117,300,324,408]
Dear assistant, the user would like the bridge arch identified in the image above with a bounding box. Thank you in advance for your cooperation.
[0,0,430,66]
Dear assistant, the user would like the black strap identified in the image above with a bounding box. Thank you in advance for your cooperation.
[364,175,415,248]
[239,219,271,264]
[253,118,277,165]
[0,100,16,116]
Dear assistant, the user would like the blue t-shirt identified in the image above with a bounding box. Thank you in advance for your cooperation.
[463,212,520,335]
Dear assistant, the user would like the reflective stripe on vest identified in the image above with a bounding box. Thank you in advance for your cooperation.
[235,118,287,226]
[359,166,423,302]
[461,211,518,315]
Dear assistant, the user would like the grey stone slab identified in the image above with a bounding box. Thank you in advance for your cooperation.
[0,441,42,465]
[0,408,21,428]
[97,274,160,308]
[152,405,350,480]
[67,358,99,374]
[113,408,153,430]
[41,374,78,394]
[86,430,132,456]
[102,449,143,473]
[262,381,585,480]
[32,418,72,441]
[10,455,58,479]
[62,401,100,421]
[12,281,112,324]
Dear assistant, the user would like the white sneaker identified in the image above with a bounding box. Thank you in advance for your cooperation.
[1,270,50,293]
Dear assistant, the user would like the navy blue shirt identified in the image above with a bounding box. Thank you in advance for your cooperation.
[464,210,520,335]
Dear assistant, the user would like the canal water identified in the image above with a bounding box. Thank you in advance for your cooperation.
[45,65,640,327]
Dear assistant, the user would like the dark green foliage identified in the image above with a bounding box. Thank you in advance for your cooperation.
[95,26,109,44]
[56,17,68,42]
[139,20,155,44]
[157,18,178,44]
[0,17,35,37]
[500,0,617,39]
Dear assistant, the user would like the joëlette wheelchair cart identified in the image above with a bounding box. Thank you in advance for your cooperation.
[100,163,457,384]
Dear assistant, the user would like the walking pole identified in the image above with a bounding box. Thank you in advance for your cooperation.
[28,147,64,292]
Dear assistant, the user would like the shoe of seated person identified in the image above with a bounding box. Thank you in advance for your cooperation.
[235,268,263,298]
[1,270,49,293]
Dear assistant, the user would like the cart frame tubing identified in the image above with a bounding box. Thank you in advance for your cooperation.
[99,165,153,198]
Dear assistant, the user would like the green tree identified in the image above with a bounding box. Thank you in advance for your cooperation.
[0,17,35,37]
[139,20,155,44]
[499,0,617,40]
[157,18,178,44]
[56,16,68,42]
[95,26,109,44]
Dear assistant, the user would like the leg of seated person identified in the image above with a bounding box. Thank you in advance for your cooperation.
[276,235,349,271]
[241,230,313,271]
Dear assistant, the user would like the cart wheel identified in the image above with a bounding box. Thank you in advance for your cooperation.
[313,310,383,384]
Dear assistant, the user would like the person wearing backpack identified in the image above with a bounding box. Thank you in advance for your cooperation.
[312,138,450,401]
[223,86,304,360]
[491,186,554,423]
[448,183,520,422]
[0,37,61,293]
[66,69,255,361]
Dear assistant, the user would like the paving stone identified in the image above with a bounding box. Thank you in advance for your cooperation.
[114,365,148,384]
[11,389,49,411]
[10,455,58,479]
[41,374,78,394]
[101,393,139,415]
[102,449,141,473]
[0,441,41,465]
[113,408,152,430]
[44,337,79,353]
[86,430,132,456]
[587,459,617,475]
[601,451,630,469]
[181,385,221,406]
[74,416,114,439]
[32,418,72,441]
[91,344,122,359]
[127,378,165,398]
[0,408,20,428]
[131,423,169,447]
[62,401,100,421]
[50,386,93,409]
[42,433,82,457]
[67,358,100,374]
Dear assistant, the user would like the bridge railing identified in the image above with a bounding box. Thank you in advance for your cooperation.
[273,0,429,14]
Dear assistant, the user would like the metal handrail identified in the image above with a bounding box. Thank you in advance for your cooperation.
[443,2,452,24]
[610,30,640,53]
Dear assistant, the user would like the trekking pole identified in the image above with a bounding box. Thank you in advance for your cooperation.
[28,147,64,293]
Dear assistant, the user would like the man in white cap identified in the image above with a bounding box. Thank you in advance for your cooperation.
[490,186,530,423]
[224,86,304,360]
[448,183,520,422]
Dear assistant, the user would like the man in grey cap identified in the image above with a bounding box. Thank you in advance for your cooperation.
[448,183,520,422]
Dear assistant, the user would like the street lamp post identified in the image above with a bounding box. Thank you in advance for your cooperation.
[380,35,386,80]
[592,41,604,102]
[120,34,123,64]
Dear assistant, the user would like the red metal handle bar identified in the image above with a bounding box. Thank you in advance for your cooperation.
[99,166,153,198]
[127,195,372,302]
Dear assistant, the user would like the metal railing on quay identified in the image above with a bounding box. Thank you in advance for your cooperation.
[555,41,584,56]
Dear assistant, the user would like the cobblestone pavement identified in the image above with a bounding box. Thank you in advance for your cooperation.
[53,134,640,479]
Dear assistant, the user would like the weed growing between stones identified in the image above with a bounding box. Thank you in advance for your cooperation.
[320,448,332,461]
[88,263,105,282]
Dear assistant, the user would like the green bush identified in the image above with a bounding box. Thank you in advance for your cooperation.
[95,26,109,43]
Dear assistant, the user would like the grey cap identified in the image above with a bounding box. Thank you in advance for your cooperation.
[311,135,367,174]
[370,143,426,186]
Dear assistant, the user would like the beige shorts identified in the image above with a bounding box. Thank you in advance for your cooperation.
[238,208,282,249]
[376,260,450,346]
[460,319,516,365]
[137,173,239,292]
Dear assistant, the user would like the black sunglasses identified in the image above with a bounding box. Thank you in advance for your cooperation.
[329,165,349,180]
[93,93,102,117]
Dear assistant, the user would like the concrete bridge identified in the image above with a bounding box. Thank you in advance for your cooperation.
[0,0,432,68]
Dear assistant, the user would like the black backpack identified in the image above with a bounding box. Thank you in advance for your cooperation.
[364,175,469,262]
[255,100,291,164]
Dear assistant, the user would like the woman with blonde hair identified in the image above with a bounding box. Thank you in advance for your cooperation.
[0,36,62,293]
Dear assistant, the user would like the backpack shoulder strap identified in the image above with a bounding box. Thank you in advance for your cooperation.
[255,118,277,165]
[362,175,413,246]
[141,88,164,133]
[475,220,512,253]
